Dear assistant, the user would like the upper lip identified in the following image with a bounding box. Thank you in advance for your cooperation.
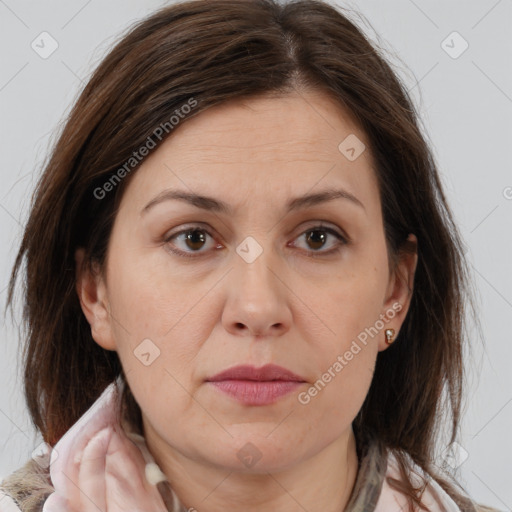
[206,364,306,382]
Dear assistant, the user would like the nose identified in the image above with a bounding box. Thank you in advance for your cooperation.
[221,239,292,338]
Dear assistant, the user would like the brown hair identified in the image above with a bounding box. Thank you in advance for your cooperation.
[6,0,485,510]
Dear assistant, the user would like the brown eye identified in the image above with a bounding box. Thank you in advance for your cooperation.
[293,225,347,258]
[183,229,207,250]
[305,229,327,250]
[164,226,218,258]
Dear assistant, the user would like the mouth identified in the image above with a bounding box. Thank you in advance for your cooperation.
[205,364,306,406]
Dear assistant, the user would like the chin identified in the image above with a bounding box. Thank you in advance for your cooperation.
[202,434,306,473]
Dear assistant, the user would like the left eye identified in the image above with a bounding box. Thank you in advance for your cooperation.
[292,226,347,256]
[164,224,347,258]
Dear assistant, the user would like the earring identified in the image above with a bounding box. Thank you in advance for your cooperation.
[385,328,395,345]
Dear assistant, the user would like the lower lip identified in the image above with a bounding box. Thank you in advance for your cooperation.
[207,380,303,405]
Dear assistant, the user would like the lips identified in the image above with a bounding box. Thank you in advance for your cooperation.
[205,364,306,406]
[206,364,306,383]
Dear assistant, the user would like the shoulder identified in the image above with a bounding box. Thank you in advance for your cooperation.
[375,450,459,511]
[0,454,54,512]
[0,490,22,512]
[376,450,503,512]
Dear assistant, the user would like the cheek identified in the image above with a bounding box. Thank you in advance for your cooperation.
[296,322,378,440]
[302,249,388,398]
[106,251,217,404]
[324,259,389,342]
[107,248,207,340]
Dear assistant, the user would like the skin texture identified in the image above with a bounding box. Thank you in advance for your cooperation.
[76,90,417,512]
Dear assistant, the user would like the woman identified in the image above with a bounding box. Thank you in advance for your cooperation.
[0,0,500,510]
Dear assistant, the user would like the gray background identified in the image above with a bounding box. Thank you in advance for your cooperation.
[0,0,511,509]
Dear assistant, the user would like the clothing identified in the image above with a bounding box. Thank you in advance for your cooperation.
[0,378,496,512]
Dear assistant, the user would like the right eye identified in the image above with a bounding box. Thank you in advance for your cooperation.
[164,226,221,258]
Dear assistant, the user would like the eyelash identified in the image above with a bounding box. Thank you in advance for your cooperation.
[163,223,348,260]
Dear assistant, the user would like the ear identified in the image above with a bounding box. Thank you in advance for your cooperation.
[75,248,117,351]
[378,233,418,352]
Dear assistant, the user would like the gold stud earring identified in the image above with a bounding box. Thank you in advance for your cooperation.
[385,328,395,345]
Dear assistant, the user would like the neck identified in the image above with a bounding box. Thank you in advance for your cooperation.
[144,422,360,512]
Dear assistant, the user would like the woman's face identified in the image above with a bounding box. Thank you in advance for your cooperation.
[77,90,416,474]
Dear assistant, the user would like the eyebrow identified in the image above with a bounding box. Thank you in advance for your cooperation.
[141,187,366,215]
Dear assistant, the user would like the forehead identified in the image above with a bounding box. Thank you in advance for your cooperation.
[120,91,379,217]
[168,91,366,158]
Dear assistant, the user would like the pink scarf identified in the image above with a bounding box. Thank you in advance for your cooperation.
[41,379,173,511]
